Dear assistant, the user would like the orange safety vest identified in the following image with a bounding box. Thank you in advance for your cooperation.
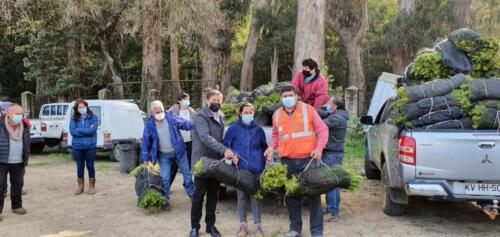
[273,101,317,158]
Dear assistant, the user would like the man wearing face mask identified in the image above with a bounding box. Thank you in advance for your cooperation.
[0,104,30,222]
[168,93,197,186]
[265,86,328,237]
[190,89,233,237]
[291,58,329,109]
[142,100,195,211]
[319,95,349,222]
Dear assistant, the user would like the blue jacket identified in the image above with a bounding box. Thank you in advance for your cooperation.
[223,119,268,173]
[141,112,193,165]
[70,114,98,150]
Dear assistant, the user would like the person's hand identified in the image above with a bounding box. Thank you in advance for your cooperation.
[224,149,234,159]
[264,147,274,160]
[311,148,323,160]
[265,155,272,165]
[231,155,238,166]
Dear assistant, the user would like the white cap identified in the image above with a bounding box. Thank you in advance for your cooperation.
[150,100,164,111]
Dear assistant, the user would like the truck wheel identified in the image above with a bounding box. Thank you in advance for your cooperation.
[382,163,406,216]
[31,144,45,153]
[109,144,120,162]
[364,150,381,180]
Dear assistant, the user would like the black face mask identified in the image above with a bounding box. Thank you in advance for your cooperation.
[303,70,312,77]
[209,103,221,112]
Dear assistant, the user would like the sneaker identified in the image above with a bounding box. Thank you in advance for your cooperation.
[161,203,171,212]
[12,208,27,215]
[255,224,264,237]
[327,213,340,222]
[237,223,248,237]
[283,230,301,237]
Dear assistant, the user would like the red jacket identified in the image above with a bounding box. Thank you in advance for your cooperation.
[292,71,329,109]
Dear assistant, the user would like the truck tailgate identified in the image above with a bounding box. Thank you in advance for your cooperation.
[413,131,500,181]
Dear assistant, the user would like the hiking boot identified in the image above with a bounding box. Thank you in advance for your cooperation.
[88,178,96,195]
[283,230,300,237]
[74,179,84,195]
[237,223,248,237]
[255,224,264,237]
[12,208,27,215]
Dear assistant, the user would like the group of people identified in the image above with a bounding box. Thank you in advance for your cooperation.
[140,58,349,237]
[0,57,349,237]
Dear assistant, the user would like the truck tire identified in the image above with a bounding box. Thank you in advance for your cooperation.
[109,144,120,162]
[364,150,381,180]
[382,163,406,216]
[31,144,45,153]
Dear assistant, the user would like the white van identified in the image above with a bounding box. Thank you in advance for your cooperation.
[62,100,145,161]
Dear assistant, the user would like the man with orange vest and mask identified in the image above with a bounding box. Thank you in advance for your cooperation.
[265,85,329,237]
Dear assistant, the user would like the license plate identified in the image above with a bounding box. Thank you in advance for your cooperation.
[464,183,500,195]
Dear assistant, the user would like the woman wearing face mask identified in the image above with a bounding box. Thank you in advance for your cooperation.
[223,103,270,237]
[69,99,98,195]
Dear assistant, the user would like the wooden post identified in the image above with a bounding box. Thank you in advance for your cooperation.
[21,91,35,118]
[345,86,360,118]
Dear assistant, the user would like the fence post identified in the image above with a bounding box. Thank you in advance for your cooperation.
[345,86,359,118]
[98,88,111,100]
[146,89,160,113]
[21,91,35,118]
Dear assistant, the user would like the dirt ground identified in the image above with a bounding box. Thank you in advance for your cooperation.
[1,153,500,237]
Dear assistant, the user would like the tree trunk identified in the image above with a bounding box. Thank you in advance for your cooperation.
[99,38,125,99]
[271,47,279,84]
[391,0,416,74]
[240,0,266,91]
[220,51,232,95]
[293,0,326,76]
[141,0,163,101]
[345,42,366,115]
[200,45,218,89]
[453,0,470,28]
[66,0,83,99]
[170,32,181,99]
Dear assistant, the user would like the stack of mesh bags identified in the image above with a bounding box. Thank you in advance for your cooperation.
[395,28,500,130]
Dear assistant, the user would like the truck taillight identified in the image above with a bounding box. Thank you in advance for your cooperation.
[399,135,416,165]
[62,131,68,145]
[41,122,47,132]
[104,132,112,144]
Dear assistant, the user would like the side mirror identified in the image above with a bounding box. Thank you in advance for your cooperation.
[360,115,373,125]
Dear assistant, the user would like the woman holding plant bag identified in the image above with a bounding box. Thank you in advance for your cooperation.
[223,103,270,237]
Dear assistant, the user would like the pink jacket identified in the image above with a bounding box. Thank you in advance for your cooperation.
[271,105,329,158]
[292,71,330,109]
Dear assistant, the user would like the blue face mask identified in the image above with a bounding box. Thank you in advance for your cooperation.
[181,100,190,107]
[12,115,23,124]
[282,97,296,108]
[78,108,87,115]
[242,114,254,124]
[322,104,332,111]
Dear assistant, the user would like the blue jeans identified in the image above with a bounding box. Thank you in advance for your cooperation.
[158,152,194,200]
[72,148,96,179]
[323,152,344,215]
[281,158,323,236]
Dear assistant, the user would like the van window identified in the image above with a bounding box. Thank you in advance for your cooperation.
[57,105,64,116]
[42,106,50,116]
[63,105,69,114]
[89,106,102,126]
[51,105,57,116]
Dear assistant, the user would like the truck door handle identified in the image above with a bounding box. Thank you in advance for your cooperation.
[478,142,495,149]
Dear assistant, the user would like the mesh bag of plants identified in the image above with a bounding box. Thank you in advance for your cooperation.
[211,160,260,194]
[468,78,500,101]
[284,160,351,197]
[466,38,500,78]
[398,73,466,103]
[470,105,500,129]
[193,156,219,178]
[448,28,483,53]
[434,39,473,74]
[400,94,459,122]
[407,106,464,128]
[134,169,166,214]
[422,117,473,130]
[260,164,288,192]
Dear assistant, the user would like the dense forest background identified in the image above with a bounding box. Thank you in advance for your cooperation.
[0,0,498,109]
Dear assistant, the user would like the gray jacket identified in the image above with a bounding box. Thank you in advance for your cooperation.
[191,107,227,167]
[168,104,197,139]
[321,109,349,153]
[0,116,31,166]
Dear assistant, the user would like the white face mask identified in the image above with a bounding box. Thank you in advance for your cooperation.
[154,112,165,121]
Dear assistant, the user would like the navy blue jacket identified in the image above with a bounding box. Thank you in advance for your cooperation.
[70,114,98,150]
[141,112,193,165]
[223,119,268,173]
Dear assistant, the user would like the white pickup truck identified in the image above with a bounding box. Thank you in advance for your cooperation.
[38,103,70,151]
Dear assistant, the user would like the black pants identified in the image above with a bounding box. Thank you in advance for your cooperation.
[0,163,25,213]
[170,141,192,185]
[191,176,220,229]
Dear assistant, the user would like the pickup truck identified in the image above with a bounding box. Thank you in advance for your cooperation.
[361,73,500,216]
[29,119,45,153]
[39,103,70,150]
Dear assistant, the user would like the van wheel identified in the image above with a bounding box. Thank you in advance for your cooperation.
[31,144,45,153]
[382,163,406,216]
[365,149,381,180]
[109,145,120,162]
